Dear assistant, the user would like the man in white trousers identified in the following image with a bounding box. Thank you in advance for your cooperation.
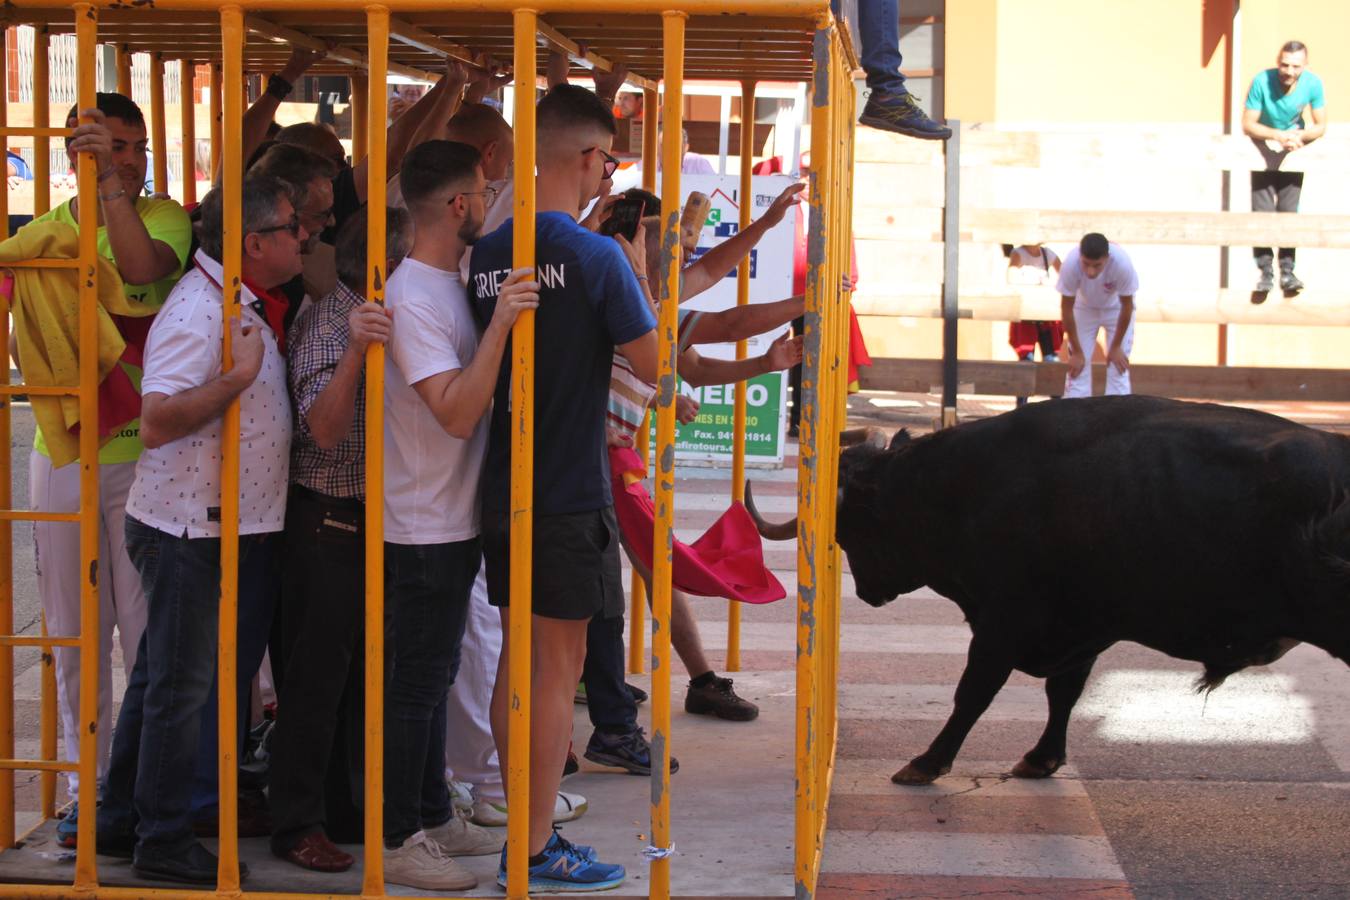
[1059,232,1138,398]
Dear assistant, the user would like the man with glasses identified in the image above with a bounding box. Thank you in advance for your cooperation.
[96,176,306,885]
[247,143,340,316]
[470,84,658,893]
[379,140,539,891]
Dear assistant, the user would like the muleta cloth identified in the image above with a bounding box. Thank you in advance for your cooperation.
[609,445,785,605]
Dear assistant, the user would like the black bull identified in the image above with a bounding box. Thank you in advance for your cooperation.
[748,396,1350,784]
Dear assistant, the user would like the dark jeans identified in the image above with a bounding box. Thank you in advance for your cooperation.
[1251,169,1304,264]
[789,315,805,431]
[100,517,272,852]
[383,538,480,847]
[269,486,366,853]
[834,0,905,94]
[582,611,638,734]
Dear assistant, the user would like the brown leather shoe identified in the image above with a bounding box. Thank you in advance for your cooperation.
[279,831,354,873]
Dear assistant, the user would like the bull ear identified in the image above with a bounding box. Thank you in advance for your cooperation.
[889,428,912,450]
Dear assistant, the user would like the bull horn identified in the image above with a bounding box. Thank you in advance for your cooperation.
[744,480,798,541]
[840,426,888,449]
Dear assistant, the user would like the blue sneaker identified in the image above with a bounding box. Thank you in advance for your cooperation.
[57,803,79,848]
[496,832,597,867]
[496,831,622,892]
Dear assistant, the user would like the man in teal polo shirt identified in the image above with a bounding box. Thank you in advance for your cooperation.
[1242,40,1328,294]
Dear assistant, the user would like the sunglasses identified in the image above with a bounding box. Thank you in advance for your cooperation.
[452,186,500,206]
[583,146,621,180]
[254,215,302,239]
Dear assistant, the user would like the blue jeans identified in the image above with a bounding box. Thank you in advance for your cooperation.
[582,611,638,733]
[383,538,480,846]
[835,0,906,94]
[100,517,273,852]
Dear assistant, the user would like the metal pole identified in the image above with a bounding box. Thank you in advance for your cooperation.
[504,10,537,898]
[115,44,132,97]
[179,59,197,205]
[360,8,388,895]
[0,27,13,853]
[726,77,756,674]
[216,6,245,891]
[33,27,51,216]
[209,62,222,178]
[349,74,368,164]
[651,13,686,900]
[71,5,101,887]
[149,53,169,195]
[939,119,960,428]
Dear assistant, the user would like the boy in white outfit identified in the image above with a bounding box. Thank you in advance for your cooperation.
[1058,233,1138,399]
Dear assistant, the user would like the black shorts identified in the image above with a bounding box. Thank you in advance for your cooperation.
[483,506,624,621]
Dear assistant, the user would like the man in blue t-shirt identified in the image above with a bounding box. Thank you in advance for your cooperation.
[1242,39,1328,295]
[468,84,657,892]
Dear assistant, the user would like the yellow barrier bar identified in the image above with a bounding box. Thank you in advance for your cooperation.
[794,15,832,898]
[360,6,388,895]
[115,44,132,97]
[0,634,80,649]
[217,5,245,892]
[39,611,58,818]
[72,4,100,886]
[209,63,222,179]
[651,12,685,900]
[627,84,659,678]
[0,25,13,853]
[0,510,81,522]
[0,759,78,773]
[17,0,829,13]
[726,77,756,674]
[149,53,169,195]
[0,259,79,270]
[34,26,51,215]
[505,10,536,899]
[180,59,197,205]
[349,74,368,165]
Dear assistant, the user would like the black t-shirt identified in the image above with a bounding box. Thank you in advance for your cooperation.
[469,212,656,519]
[327,164,361,245]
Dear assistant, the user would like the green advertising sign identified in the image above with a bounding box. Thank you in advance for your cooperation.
[648,371,785,462]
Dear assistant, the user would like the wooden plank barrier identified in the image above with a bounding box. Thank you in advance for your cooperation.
[857,358,1350,403]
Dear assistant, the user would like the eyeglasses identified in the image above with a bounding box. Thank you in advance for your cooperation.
[452,186,500,206]
[583,146,621,180]
[253,215,302,239]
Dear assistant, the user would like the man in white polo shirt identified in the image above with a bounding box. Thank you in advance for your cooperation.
[1058,232,1138,399]
[379,140,538,891]
[96,175,305,885]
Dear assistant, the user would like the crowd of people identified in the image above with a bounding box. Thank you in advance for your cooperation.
[9,46,839,894]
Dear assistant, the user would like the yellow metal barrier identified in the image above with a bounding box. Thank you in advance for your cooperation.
[0,5,855,897]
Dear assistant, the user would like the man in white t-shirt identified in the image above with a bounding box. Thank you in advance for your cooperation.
[96,176,305,885]
[379,140,538,891]
[1057,233,1138,399]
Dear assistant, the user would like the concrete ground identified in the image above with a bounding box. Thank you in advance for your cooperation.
[1,392,1348,897]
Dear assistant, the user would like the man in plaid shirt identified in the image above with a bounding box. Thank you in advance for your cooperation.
[266,205,408,873]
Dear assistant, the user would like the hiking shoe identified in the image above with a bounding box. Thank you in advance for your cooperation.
[685,675,760,722]
[584,727,679,776]
[495,830,624,892]
[134,840,245,885]
[1256,267,1275,292]
[1280,269,1304,293]
[383,831,476,891]
[563,749,579,779]
[858,89,952,140]
[57,802,79,848]
[627,682,648,705]
[471,790,588,827]
[426,810,501,857]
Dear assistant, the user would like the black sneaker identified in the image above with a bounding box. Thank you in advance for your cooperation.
[1280,269,1304,293]
[584,727,679,776]
[562,749,579,779]
[858,89,952,140]
[1255,267,1274,293]
[133,840,248,884]
[685,675,760,722]
[626,682,648,705]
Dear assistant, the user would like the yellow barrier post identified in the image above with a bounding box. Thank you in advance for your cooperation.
[651,12,685,900]
[360,7,388,894]
[726,77,756,674]
[627,84,661,677]
[180,59,198,206]
[350,74,368,165]
[72,4,100,886]
[149,53,169,195]
[115,44,132,98]
[795,15,833,898]
[209,63,222,179]
[505,11,537,898]
[34,26,51,216]
[216,5,244,891]
[0,28,12,853]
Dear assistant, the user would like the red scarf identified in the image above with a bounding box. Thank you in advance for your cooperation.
[194,258,289,355]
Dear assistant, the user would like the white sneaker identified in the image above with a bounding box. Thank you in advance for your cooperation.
[470,790,588,827]
[448,780,475,818]
[426,810,502,857]
[383,830,477,891]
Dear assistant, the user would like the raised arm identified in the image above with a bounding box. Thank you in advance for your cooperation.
[676,332,802,388]
[235,47,324,181]
[680,183,804,301]
[681,295,804,346]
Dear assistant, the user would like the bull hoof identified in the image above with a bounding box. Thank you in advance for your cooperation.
[1011,754,1064,779]
[891,760,950,785]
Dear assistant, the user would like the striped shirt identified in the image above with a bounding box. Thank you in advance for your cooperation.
[606,307,703,439]
[287,281,367,500]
